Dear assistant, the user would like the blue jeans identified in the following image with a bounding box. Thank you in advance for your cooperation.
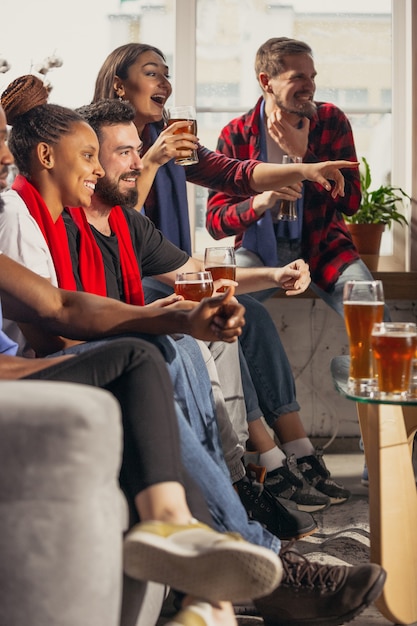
[237,247,391,321]
[175,401,279,552]
[52,333,280,554]
[143,277,253,450]
[310,259,391,321]
[143,276,300,432]
[237,294,301,430]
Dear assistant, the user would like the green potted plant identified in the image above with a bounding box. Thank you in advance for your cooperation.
[344,156,409,270]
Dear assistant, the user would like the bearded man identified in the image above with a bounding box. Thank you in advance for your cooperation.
[206,36,376,315]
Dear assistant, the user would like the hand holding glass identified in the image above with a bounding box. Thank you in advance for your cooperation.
[343,280,385,394]
[167,105,198,166]
[274,155,302,222]
[204,247,236,292]
[174,271,213,302]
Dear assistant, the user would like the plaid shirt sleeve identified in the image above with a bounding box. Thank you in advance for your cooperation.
[185,145,259,198]
[304,102,361,217]
[205,109,261,240]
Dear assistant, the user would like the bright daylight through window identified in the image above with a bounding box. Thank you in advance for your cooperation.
[192,0,397,260]
[2,0,413,269]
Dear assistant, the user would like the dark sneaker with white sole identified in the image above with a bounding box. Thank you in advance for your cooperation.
[296,448,351,504]
[254,543,387,625]
[235,464,317,541]
[264,455,330,513]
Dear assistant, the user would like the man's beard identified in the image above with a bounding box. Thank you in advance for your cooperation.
[95,176,139,209]
[277,96,317,120]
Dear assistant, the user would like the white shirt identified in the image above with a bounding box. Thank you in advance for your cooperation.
[0,189,58,285]
[0,189,58,354]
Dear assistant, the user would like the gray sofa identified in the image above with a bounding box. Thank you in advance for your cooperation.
[0,380,166,626]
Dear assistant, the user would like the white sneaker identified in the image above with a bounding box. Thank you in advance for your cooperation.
[123,520,282,603]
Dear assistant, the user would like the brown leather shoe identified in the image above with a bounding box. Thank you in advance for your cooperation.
[254,543,386,625]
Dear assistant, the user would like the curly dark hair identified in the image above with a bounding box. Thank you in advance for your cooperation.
[0,74,84,178]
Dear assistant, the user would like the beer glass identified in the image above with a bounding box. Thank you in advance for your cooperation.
[343,280,385,394]
[371,322,417,398]
[174,271,213,302]
[167,105,198,165]
[273,155,302,222]
[410,347,417,399]
[204,246,236,292]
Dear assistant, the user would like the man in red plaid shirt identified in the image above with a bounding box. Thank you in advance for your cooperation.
[206,37,375,314]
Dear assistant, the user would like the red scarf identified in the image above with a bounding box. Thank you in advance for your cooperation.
[12,174,77,290]
[66,206,145,306]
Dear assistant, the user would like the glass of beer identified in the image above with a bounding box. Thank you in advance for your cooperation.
[167,105,198,165]
[273,155,302,222]
[174,271,213,302]
[204,246,236,293]
[371,322,417,398]
[343,280,385,394]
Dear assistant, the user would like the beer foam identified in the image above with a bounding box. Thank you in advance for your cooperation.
[372,331,416,337]
[344,301,385,306]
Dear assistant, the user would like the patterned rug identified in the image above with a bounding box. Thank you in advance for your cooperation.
[296,495,370,566]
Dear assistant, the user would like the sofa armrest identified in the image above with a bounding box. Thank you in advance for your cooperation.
[0,381,125,626]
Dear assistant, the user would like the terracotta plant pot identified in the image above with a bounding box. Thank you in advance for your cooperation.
[346,223,385,271]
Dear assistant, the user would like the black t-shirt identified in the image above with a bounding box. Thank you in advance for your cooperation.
[63,207,189,301]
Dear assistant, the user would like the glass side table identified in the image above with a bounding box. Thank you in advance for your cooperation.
[331,356,417,625]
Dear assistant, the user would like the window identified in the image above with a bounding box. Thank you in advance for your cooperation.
[186,0,401,260]
[5,0,412,269]
[106,1,416,269]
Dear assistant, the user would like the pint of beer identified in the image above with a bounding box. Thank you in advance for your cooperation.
[343,280,384,394]
[167,105,198,165]
[174,271,213,302]
[205,265,236,282]
[204,247,236,292]
[371,322,417,398]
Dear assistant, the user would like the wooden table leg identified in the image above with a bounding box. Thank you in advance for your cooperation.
[357,402,417,625]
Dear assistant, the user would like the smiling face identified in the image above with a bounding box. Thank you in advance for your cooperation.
[47,120,104,211]
[261,53,317,120]
[0,106,14,190]
[93,121,143,209]
[114,50,172,133]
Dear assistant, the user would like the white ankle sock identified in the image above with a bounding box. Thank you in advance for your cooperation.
[281,438,315,460]
[259,446,286,472]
